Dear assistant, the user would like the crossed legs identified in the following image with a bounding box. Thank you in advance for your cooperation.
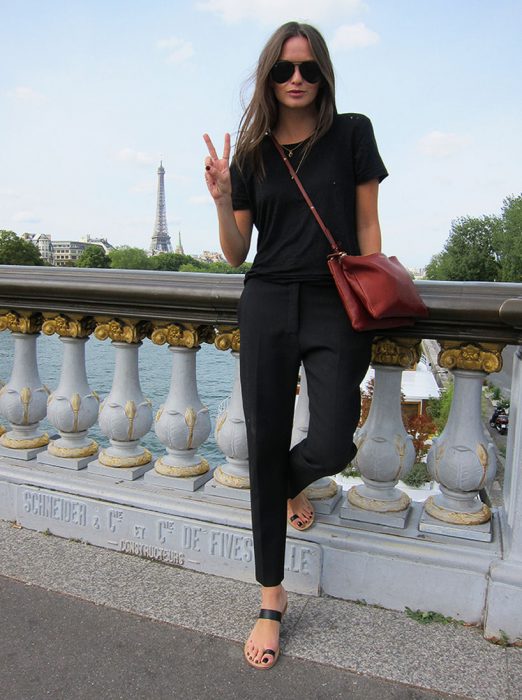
[240,280,372,667]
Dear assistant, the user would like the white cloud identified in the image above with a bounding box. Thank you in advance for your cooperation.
[6,86,45,103]
[12,211,42,224]
[114,148,156,166]
[189,194,213,206]
[197,0,363,24]
[418,131,471,158]
[157,37,194,64]
[330,23,379,51]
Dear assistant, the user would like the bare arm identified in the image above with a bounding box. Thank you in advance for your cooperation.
[203,133,253,267]
[355,179,382,255]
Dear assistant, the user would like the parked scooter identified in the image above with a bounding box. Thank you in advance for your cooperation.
[489,406,509,435]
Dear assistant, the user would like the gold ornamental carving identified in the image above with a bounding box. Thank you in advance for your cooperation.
[347,486,411,513]
[94,319,151,344]
[20,386,32,424]
[154,457,210,478]
[71,393,81,432]
[213,464,250,489]
[150,322,215,348]
[98,448,152,468]
[48,440,98,458]
[215,327,240,352]
[42,315,96,338]
[438,341,504,374]
[184,407,197,449]
[0,432,49,449]
[304,478,338,500]
[124,400,137,440]
[424,496,491,525]
[0,311,42,334]
[371,337,422,369]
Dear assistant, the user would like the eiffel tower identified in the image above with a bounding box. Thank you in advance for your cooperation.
[149,161,172,254]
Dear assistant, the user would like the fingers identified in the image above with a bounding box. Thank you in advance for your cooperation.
[203,133,219,161]
[223,133,231,161]
[203,132,231,163]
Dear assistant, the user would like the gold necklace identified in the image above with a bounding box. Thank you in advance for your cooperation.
[281,138,309,159]
[294,147,308,174]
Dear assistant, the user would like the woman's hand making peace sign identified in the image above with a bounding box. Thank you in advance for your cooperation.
[203,133,232,203]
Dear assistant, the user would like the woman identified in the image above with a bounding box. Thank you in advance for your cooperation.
[204,21,387,670]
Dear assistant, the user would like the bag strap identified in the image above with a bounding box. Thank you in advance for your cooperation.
[270,134,341,255]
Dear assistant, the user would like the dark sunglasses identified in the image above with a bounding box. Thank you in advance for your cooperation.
[270,60,322,84]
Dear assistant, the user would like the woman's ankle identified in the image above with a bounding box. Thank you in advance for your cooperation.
[260,584,285,604]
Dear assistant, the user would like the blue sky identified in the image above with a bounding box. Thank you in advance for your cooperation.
[1,0,520,267]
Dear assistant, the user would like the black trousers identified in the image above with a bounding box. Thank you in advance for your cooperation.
[239,278,373,586]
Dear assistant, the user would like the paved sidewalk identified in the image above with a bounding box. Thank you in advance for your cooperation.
[0,520,519,700]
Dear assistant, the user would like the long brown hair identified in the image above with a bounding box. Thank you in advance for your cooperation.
[234,22,337,175]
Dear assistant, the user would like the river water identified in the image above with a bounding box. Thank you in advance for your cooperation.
[0,332,442,499]
[0,332,235,466]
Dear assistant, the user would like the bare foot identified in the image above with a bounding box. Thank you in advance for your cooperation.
[244,585,288,668]
[287,490,315,530]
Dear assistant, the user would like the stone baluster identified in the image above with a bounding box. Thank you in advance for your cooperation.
[291,365,341,512]
[485,343,522,641]
[342,338,418,527]
[37,316,99,469]
[0,379,5,437]
[144,323,214,491]
[423,341,502,538]
[205,328,250,500]
[0,312,49,459]
[88,320,153,480]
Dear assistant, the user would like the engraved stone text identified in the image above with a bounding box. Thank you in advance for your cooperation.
[23,491,87,526]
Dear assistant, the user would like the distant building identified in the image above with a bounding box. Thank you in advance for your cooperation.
[80,235,115,255]
[198,250,225,264]
[51,239,88,266]
[22,232,114,266]
[174,232,184,256]
[21,233,54,264]
[149,162,172,255]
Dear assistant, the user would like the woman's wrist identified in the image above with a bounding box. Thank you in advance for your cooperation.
[214,193,233,209]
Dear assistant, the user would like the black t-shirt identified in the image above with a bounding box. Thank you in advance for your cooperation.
[230,113,388,283]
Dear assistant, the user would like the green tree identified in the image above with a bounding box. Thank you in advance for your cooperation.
[109,246,150,270]
[148,253,197,271]
[424,252,450,281]
[77,245,111,268]
[425,216,500,281]
[494,194,522,282]
[178,262,206,272]
[176,259,252,274]
[0,230,44,265]
[427,381,454,432]
[205,260,252,274]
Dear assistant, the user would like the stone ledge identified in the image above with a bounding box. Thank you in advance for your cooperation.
[0,457,505,625]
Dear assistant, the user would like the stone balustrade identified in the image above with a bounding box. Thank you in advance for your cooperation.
[0,266,521,642]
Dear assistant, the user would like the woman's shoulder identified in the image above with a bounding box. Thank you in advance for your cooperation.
[334,112,373,130]
[329,114,379,149]
[232,134,271,176]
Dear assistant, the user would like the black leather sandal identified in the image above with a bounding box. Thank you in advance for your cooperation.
[243,605,287,670]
